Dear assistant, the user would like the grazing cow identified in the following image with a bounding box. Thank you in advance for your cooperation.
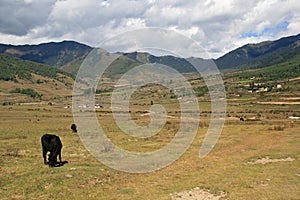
[240,117,245,121]
[71,123,77,133]
[41,134,63,167]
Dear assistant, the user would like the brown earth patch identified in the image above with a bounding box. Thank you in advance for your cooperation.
[171,187,226,200]
[247,157,295,165]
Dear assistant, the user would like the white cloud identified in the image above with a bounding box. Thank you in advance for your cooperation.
[0,0,55,35]
[0,0,299,58]
[288,17,300,34]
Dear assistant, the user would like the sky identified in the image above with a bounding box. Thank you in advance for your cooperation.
[0,0,300,58]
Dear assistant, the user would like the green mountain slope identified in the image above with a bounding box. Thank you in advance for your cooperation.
[0,54,74,103]
[216,33,300,70]
[227,53,300,81]
[0,54,74,81]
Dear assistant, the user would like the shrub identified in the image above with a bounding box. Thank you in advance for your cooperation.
[273,125,285,131]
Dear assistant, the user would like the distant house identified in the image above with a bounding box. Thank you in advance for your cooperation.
[234,92,242,97]
[95,104,103,108]
[248,87,259,93]
[78,104,87,108]
[259,87,269,92]
[289,116,300,119]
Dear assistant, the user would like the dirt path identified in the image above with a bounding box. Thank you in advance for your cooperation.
[256,101,300,105]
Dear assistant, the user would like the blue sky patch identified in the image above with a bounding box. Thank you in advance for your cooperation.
[240,21,289,38]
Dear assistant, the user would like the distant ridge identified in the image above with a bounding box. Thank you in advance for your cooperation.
[0,40,92,67]
[123,51,198,73]
[215,33,300,70]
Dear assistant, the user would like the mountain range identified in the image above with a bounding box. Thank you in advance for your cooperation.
[0,33,299,76]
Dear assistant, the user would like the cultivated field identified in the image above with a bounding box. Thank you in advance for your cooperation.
[0,95,299,199]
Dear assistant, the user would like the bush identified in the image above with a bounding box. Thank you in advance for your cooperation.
[2,102,13,106]
[271,125,285,131]
[36,79,43,84]
[195,86,209,97]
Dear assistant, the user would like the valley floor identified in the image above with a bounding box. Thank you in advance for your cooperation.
[0,101,299,199]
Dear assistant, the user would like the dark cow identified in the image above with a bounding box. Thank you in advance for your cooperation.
[71,123,77,133]
[41,134,63,167]
[240,117,245,121]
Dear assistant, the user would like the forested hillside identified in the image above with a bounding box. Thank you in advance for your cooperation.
[0,54,74,82]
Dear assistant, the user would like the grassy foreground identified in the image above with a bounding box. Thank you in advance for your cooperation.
[0,101,299,200]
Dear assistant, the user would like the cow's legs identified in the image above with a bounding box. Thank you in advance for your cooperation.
[48,151,56,167]
[49,148,62,167]
[58,150,62,165]
[42,148,48,165]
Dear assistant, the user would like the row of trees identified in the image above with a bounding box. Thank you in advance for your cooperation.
[234,63,300,82]
[10,88,43,99]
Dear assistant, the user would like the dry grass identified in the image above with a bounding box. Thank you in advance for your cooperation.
[0,101,300,199]
[0,74,73,104]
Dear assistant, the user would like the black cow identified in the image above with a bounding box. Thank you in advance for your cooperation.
[41,134,63,167]
[71,123,77,133]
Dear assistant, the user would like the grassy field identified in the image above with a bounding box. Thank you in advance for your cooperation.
[0,95,299,199]
[1,59,300,199]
